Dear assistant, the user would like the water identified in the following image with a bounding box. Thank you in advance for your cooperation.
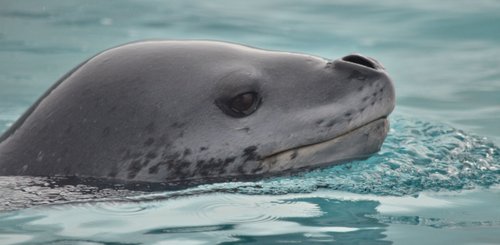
[0,0,499,244]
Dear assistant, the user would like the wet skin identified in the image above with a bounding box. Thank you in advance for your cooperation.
[0,41,395,183]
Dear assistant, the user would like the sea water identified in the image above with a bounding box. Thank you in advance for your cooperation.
[0,0,499,244]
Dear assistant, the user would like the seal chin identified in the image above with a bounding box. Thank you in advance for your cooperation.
[261,118,389,172]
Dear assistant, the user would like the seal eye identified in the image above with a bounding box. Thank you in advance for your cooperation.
[230,92,256,113]
[217,92,261,118]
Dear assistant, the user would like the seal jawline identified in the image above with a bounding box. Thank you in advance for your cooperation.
[262,117,389,162]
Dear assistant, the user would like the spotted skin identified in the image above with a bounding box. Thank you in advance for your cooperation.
[0,41,395,183]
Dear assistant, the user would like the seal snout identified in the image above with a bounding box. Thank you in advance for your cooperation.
[341,54,380,70]
[0,40,396,184]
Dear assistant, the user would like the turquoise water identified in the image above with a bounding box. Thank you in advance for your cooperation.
[1,0,500,244]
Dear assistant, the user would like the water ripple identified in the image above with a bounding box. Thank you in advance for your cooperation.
[194,195,283,224]
[89,202,154,216]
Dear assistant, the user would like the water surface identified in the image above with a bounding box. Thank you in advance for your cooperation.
[0,0,499,244]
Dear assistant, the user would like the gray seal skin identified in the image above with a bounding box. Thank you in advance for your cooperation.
[0,40,395,183]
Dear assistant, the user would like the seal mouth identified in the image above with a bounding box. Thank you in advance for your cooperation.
[262,117,389,169]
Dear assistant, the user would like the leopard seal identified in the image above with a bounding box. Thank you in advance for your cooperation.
[0,40,395,184]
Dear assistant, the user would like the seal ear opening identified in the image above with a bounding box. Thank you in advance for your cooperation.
[342,54,376,69]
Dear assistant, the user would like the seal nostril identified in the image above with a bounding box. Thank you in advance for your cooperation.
[342,54,376,69]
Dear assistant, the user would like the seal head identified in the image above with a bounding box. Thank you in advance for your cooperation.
[0,41,395,183]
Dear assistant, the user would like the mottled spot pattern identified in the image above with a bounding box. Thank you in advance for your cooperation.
[316,78,389,130]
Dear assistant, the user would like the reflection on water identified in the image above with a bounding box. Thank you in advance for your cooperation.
[0,194,388,244]
[1,188,500,244]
